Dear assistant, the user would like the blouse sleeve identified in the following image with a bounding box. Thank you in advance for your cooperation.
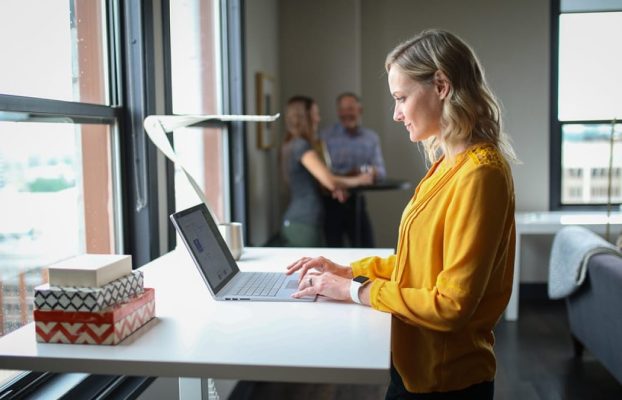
[351,254,396,280]
[370,166,513,332]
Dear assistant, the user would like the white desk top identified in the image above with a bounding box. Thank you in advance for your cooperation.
[0,247,393,384]
[516,211,622,234]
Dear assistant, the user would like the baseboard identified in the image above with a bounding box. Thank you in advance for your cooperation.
[520,282,561,302]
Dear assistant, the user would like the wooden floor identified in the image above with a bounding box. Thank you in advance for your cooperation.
[232,299,622,400]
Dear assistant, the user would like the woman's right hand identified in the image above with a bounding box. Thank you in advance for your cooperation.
[285,256,353,283]
[332,188,350,203]
[357,171,374,186]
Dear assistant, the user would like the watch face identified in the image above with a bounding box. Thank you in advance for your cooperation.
[353,275,369,284]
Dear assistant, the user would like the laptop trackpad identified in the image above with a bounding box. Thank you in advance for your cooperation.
[285,280,299,290]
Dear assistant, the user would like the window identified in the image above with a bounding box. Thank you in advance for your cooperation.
[0,0,120,389]
[0,0,110,104]
[0,121,117,259]
[552,0,622,208]
[168,0,231,223]
[0,0,245,394]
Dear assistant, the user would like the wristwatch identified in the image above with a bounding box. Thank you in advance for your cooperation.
[350,276,371,304]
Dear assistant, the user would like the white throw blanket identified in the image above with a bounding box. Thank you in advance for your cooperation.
[548,226,621,299]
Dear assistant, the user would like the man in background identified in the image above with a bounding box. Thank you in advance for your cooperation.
[320,92,386,247]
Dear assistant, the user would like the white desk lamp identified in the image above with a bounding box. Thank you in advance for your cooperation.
[143,113,280,398]
[143,113,280,224]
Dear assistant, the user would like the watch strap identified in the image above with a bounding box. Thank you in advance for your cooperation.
[350,277,369,304]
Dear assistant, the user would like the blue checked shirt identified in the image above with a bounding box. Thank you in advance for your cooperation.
[319,123,386,179]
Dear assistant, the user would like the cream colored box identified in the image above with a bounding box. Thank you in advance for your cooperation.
[48,254,132,288]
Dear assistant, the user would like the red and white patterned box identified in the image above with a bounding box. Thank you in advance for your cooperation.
[34,288,155,345]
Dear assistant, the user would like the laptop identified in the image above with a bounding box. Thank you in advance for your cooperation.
[170,204,316,302]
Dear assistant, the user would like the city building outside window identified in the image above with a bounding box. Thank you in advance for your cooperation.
[553,1,622,208]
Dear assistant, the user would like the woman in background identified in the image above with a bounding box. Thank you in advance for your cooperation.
[281,96,373,247]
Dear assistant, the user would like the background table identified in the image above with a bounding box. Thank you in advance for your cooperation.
[507,211,622,321]
[351,178,412,247]
[0,247,393,397]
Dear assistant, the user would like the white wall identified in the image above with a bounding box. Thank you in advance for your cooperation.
[245,0,280,246]
[245,0,363,246]
[279,0,362,122]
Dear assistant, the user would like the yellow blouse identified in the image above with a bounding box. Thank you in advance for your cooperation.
[351,143,515,393]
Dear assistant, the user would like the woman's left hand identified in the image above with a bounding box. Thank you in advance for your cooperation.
[292,272,351,301]
[331,188,350,203]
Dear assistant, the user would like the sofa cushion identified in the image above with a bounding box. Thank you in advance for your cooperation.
[567,253,622,384]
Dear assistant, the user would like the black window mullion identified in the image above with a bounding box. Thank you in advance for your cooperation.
[161,0,177,252]
[0,94,119,123]
[558,119,618,125]
[550,0,561,210]
[222,0,249,240]
[119,0,162,267]
[107,0,124,107]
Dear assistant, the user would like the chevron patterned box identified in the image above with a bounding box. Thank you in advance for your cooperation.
[34,270,144,312]
[34,288,155,345]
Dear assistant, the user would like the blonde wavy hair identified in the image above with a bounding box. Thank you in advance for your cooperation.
[385,29,517,164]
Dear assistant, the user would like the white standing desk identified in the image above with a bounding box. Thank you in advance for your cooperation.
[506,211,622,321]
[0,247,393,395]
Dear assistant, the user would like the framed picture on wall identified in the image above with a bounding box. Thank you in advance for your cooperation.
[255,72,275,149]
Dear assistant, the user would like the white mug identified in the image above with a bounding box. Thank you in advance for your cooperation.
[218,222,244,261]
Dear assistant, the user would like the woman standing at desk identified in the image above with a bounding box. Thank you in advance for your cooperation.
[287,30,517,399]
[281,96,373,247]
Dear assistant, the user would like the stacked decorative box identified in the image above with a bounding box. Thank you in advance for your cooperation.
[33,254,155,345]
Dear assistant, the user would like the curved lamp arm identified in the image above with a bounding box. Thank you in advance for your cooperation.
[145,113,279,133]
[143,113,280,224]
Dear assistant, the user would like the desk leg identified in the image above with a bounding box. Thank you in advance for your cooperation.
[353,192,370,247]
[505,232,520,321]
[354,193,361,247]
[179,378,219,400]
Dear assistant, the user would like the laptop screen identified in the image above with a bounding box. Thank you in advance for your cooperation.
[170,204,239,294]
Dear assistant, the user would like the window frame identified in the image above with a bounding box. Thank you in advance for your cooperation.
[0,0,247,395]
[0,0,141,394]
[119,0,164,266]
[0,0,124,394]
[161,0,249,251]
[550,0,622,210]
[222,0,249,240]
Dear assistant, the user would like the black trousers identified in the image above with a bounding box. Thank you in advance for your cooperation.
[385,364,494,400]
[323,194,375,248]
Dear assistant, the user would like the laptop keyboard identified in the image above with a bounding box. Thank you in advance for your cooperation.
[233,272,288,297]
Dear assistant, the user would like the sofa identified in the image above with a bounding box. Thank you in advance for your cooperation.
[565,251,622,385]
